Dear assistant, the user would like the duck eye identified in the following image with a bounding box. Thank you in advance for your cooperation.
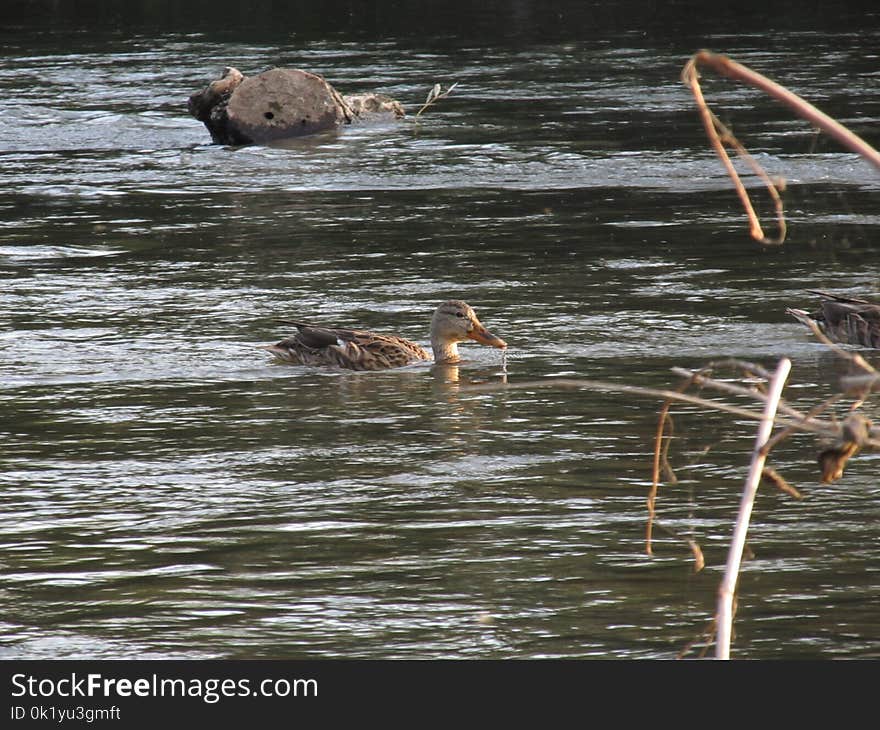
[455,312,465,318]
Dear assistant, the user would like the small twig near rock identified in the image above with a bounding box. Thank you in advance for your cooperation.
[414,82,459,119]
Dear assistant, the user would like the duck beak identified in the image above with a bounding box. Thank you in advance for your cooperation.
[467,321,507,349]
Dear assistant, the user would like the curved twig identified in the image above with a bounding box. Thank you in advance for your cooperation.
[682,50,880,245]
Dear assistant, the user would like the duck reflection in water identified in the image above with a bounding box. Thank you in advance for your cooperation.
[430,351,508,386]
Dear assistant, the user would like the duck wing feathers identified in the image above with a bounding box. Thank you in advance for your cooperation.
[816,299,880,348]
[266,321,431,371]
[790,291,880,348]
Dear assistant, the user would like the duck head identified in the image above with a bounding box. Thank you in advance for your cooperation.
[430,300,507,362]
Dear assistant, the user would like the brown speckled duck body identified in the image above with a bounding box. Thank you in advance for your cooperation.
[264,300,507,371]
[787,290,880,348]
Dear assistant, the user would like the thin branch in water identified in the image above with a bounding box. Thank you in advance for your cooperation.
[678,618,717,660]
[464,377,880,447]
[840,373,880,398]
[681,56,786,245]
[700,358,775,381]
[670,363,878,450]
[688,537,706,573]
[681,50,880,245]
[649,520,705,571]
[716,357,791,659]
[649,398,678,555]
[687,51,880,169]
[671,366,829,431]
[786,308,877,409]
[786,312,877,377]
[660,424,678,484]
[648,370,710,558]
[761,466,802,499]
[762,391,847,453]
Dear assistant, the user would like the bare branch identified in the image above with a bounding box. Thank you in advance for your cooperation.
[682,50,880,245]
[465,377,880,446]
[716,358,791,659]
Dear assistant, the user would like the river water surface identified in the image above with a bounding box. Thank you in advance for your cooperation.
[1,6,879,659]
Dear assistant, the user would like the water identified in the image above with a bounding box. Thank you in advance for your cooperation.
[2,4,880,659]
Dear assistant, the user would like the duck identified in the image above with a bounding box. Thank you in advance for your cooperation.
[786,290,880,348]
[263,299,507,370]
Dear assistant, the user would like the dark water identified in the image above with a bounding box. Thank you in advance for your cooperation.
[1,3,879,659]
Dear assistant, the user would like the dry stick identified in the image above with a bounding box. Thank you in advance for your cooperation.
[649,520,705,572]
[649,362,806,564]
[761,465,802,500]
[649,390,685,555]
[678,618,717,660]
[673,360,876,449]
[796,316,877,376]
[690,51,880,171]
[681,57,785,244]
[465,377,880,447]
[469,378,770,422]
[840,373,880,396]
[715,357,792,660]
[648,409,705,569]
[647,406,668,554]
[671,366,832,425]
[700,357,774,381]
[659,414,677,485]
[682,51,880,245]
[795,315,877,409]
[714,111,787,244]
[762,391,847,453]
[671,364,880,447]
[648,373,707,568]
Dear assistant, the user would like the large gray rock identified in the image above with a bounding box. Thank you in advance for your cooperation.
[188,66,404,145]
